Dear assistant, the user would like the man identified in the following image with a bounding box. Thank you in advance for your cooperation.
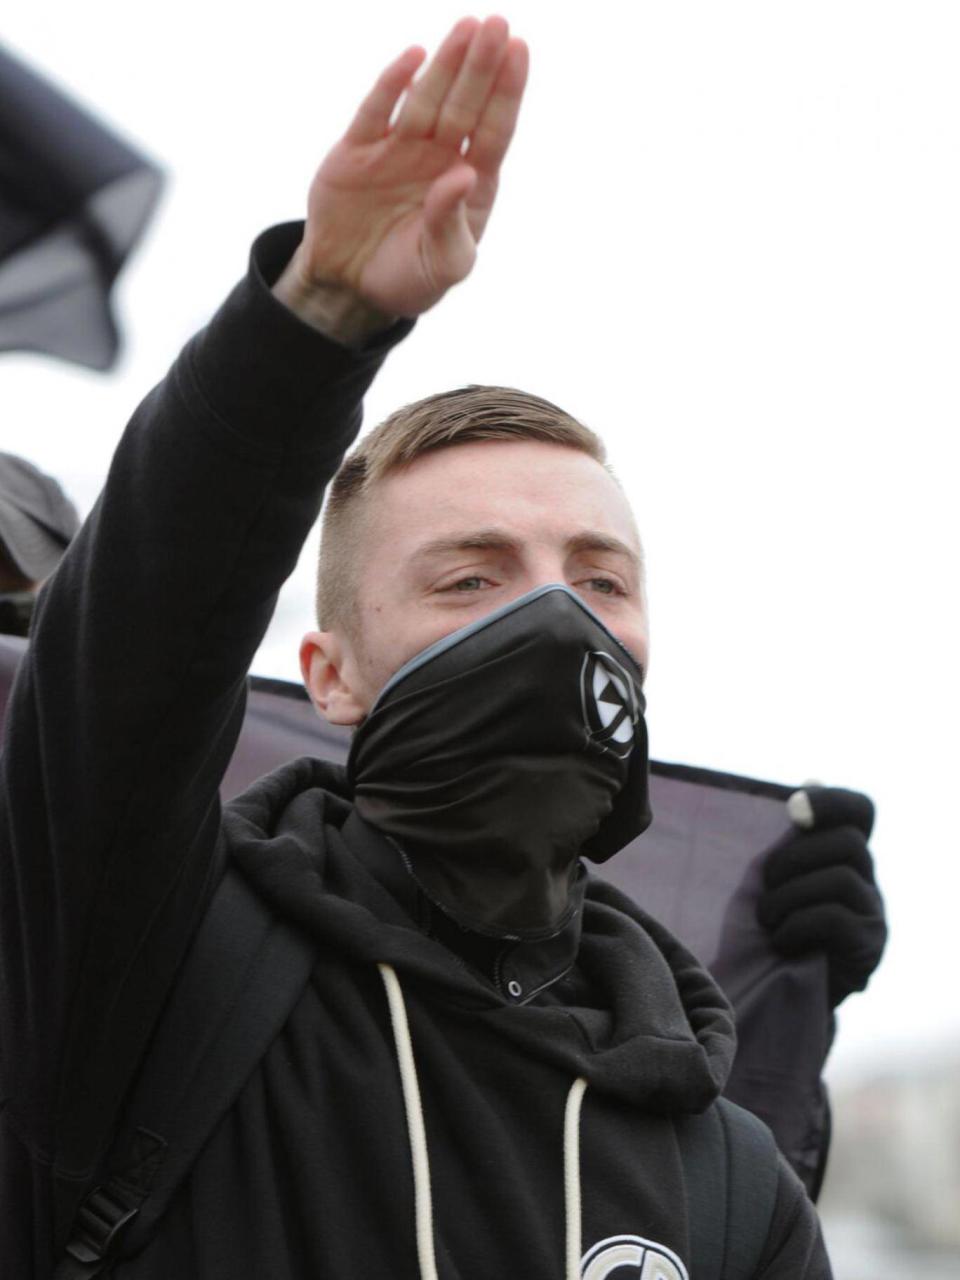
[0,452,80,636]
[1,17,832,1277]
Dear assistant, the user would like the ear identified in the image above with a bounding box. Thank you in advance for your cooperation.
[300,630,369,726]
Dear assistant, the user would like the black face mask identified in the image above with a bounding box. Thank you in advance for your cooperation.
[347,585,651,939]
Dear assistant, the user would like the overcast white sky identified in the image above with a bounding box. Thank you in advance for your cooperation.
[3,0,958,1080]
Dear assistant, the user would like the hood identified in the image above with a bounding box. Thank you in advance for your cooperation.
[226,757,736,1113]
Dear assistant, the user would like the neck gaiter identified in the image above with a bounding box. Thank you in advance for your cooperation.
[347,585,651,939]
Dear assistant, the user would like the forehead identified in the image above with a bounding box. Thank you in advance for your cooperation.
[364,439,641,554]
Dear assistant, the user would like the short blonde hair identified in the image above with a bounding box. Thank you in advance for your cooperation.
[316,385,606,629]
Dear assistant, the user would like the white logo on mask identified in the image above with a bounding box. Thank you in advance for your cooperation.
[581,1234,688,1280]
[580,651,639,758]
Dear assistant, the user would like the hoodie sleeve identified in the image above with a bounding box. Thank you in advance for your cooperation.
[753,1156,833,1279]
[0,221,410,1174]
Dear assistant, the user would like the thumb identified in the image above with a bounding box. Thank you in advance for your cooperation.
[423,164,479,284]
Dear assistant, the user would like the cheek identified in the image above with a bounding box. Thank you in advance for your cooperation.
[614,613,650,677]
[638,618,651,665]
[352,604,424,703]
[352,642,397,707]
[638,633,650,677]
[626,633,650,675]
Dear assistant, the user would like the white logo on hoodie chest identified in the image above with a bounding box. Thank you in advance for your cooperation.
[581,1234,688,1280]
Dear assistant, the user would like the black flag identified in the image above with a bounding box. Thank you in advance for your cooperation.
[0,44,163,370]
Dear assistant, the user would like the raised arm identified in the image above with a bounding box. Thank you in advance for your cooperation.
[0,15,528,1188]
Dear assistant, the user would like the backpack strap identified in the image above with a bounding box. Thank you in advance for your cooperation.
[56,864,317,1278]
[719,1099,781,1279]
[678,1098,780,1280]
[677,1105,726,1280]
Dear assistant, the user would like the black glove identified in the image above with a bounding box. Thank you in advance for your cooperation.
[757,786,887,1007]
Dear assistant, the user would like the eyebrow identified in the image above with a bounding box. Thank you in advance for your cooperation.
[565,531,644,573]
[411,528,644,573]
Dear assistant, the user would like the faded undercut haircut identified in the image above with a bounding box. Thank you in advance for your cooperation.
[316,385,607,631]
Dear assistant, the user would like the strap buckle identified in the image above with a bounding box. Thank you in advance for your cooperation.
[65,1183,140,1265]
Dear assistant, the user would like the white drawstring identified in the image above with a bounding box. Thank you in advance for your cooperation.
[378,961,589,1280]
[378,962,440,1280]
[564,1075,589,1280]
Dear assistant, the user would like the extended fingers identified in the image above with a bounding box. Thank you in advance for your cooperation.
[393,17,480,137]
[434,16,512,149]
[344,45,427,144]
[465,37,529,175]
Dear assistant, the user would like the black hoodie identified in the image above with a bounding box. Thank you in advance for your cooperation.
[0,225,830,1278]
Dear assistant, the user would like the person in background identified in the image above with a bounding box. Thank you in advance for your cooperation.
[0,452,80,637]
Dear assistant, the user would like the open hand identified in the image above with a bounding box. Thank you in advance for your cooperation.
[286,16,528,319]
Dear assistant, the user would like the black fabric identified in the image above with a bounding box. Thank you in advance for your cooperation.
[680,1099,826,1280]
[54,852,807,1280]
[600,765,836,1200]
[0,45,162,370]
[678,1098,781,1280]
[55,866,317,1275]
[96,758,738,1277]
[1,224,829,1278]
[349,584,650,937]
[0,221,410,1276]
[720,1101,782,1278]
[679,1105,727,1280]
[757,787,886,1006]
[345,808,588,1002]
[0,634,840,1201]
[0,591,33,637]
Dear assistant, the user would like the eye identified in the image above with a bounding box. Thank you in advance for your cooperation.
[582,576,624,596]
[446,576,489,593]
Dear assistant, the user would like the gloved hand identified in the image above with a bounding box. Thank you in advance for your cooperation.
[757,786,887,1007]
